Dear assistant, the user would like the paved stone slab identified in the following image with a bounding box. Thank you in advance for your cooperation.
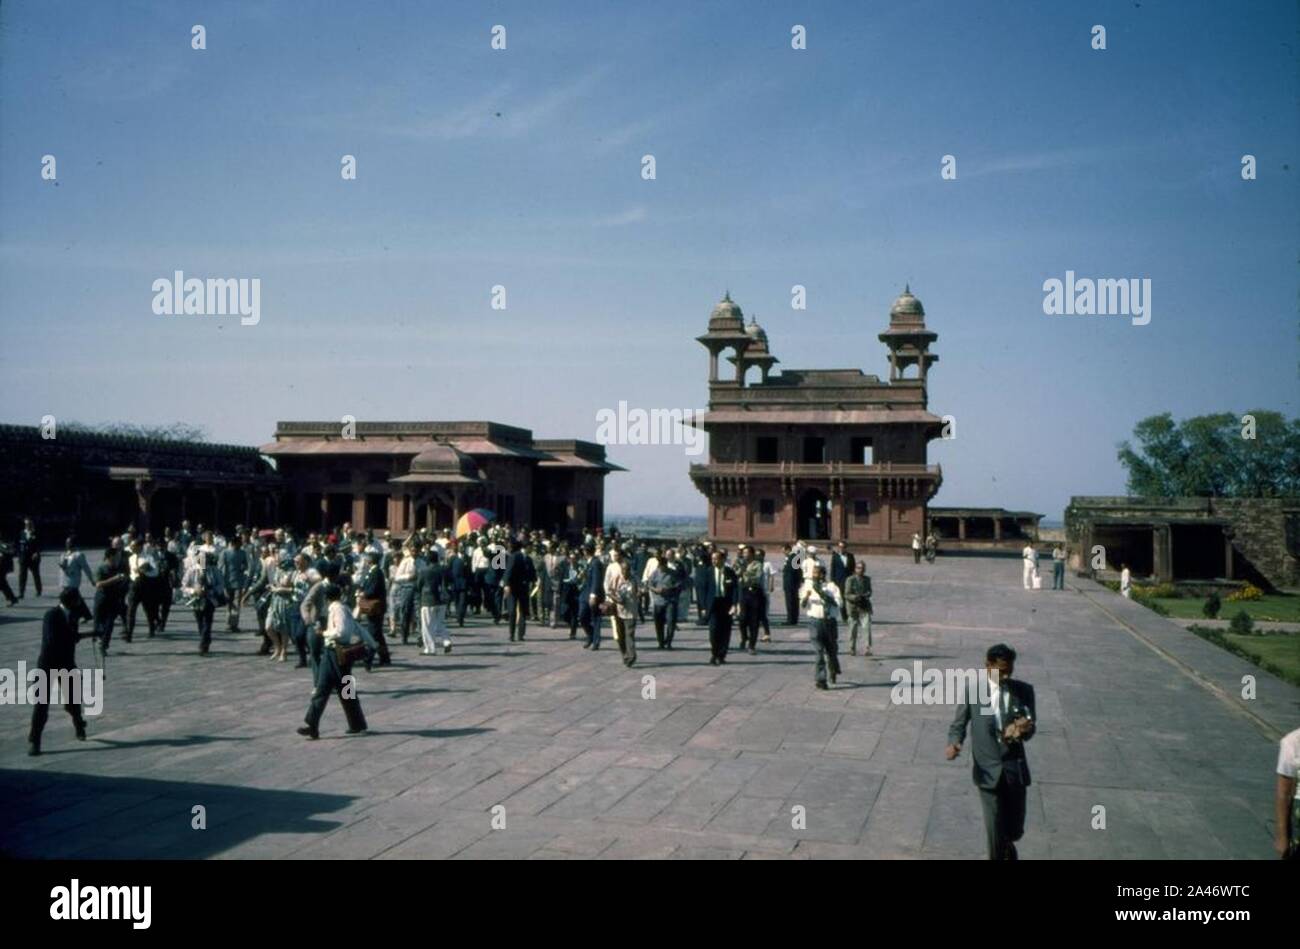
[0,555,1294,858]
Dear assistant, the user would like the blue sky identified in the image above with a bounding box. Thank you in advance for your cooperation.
[1,0,1295,518]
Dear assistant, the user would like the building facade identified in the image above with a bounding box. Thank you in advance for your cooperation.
[0,424,280,542]
[1065,495,1300,590]
[262,421,622,539]
[689,289,946,554]
[928,507,1043,551]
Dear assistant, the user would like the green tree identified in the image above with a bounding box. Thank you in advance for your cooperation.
[1117,411,1300,498]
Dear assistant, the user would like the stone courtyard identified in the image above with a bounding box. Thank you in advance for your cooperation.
[0,555,1293,859]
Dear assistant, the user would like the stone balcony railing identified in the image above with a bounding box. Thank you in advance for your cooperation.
[689,460,941,480]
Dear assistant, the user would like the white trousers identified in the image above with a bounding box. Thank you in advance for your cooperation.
[1022,562,1035,589]
[420,604,450,651]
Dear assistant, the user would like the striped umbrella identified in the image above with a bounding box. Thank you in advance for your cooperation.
[455,508,496,537]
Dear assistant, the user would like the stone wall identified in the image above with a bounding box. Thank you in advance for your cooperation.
[1211,497,1300,588]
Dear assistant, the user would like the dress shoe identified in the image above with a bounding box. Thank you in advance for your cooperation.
[75,723,87,741]
[295,659,308,668]
[346,727,367,735]
[748,647,757,656]
[709,657,718,666]
[583,641,592,649]
[297,725,319,740]
[27,741,40,756]
[815,681,828,690]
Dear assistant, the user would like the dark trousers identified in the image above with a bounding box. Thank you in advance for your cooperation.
[484,584,501,622]
[550,585,567,628]
[127,580,159,638]
[305,647,367,733]
[1052,562,1065,590]
[157,577,172,630]
[28,666,85,745]
[194,601,216,653]
[979,772,1027,859]
[19,556,42,597]
[366,611,390,663]
[708,605,733,660]
[307,624,324,681]
[653,598,679,646]
[783,587,798,625]
[394,586,415,641]
[506,588,528,639]
[453,589,467,626]
[913,548,921,564]
[0,574,15,604]
[613,616,636,664]
[811,617,840,685]
[563,590,579,636]
[740,590,766,648]
[94,593,124,648]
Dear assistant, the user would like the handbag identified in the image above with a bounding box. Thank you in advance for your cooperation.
[335,641,368,666]
[357,594,384,618]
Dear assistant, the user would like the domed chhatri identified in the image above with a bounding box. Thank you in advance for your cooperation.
[408,442,482,482]
[744,317,771,352]
[708,291,745,331]
[890,283,925,322]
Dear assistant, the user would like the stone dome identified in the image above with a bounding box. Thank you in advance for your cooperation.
[890,285,925,321]
[409,443,480,481]
[744,318,770,352]
[708,291,745,331]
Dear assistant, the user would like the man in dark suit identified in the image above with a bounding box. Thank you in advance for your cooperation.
[700,549,739,665]
[447,542,469,627]
[781,544,800,626]
[946,643,1037,860]
[356,551,390,667]
[504,540,537,642]
[28,588,92,755]
[579,545,606,649]
[831,542,855,590]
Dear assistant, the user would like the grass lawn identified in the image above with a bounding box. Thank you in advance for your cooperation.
[1187,626,1300,687]
[1148,593,1300,623]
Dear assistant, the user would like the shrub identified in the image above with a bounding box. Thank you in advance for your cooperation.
[1228,610,1254,635]
[1202,591,1221,619]
[1145,599,1170,617]
[1227,584,1264,602]
[1143,583,1180,599]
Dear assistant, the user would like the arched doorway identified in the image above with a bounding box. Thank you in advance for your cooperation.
[797,489,832,541]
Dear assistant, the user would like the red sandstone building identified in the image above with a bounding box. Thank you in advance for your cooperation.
[689,289,946,554]
[262,421,622,539]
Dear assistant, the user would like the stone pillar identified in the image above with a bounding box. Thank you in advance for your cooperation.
[135,478,155,535]
[958,517,967,540]
[319,492,329,531]
[1224,532,1234,580]
[993,517,1002,541]
[1153,524,1173,582]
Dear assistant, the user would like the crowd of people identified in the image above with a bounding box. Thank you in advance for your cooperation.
[7,519,882,745]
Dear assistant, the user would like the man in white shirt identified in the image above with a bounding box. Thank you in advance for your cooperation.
[760,548,777,643]
[1275,726,1299,858]
[912,533,922,565]
[58,536,94,596]
[800,563,843,689]
[1021,543,1038,590]
[1120,564,1133,599]
[801,545,822,582]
